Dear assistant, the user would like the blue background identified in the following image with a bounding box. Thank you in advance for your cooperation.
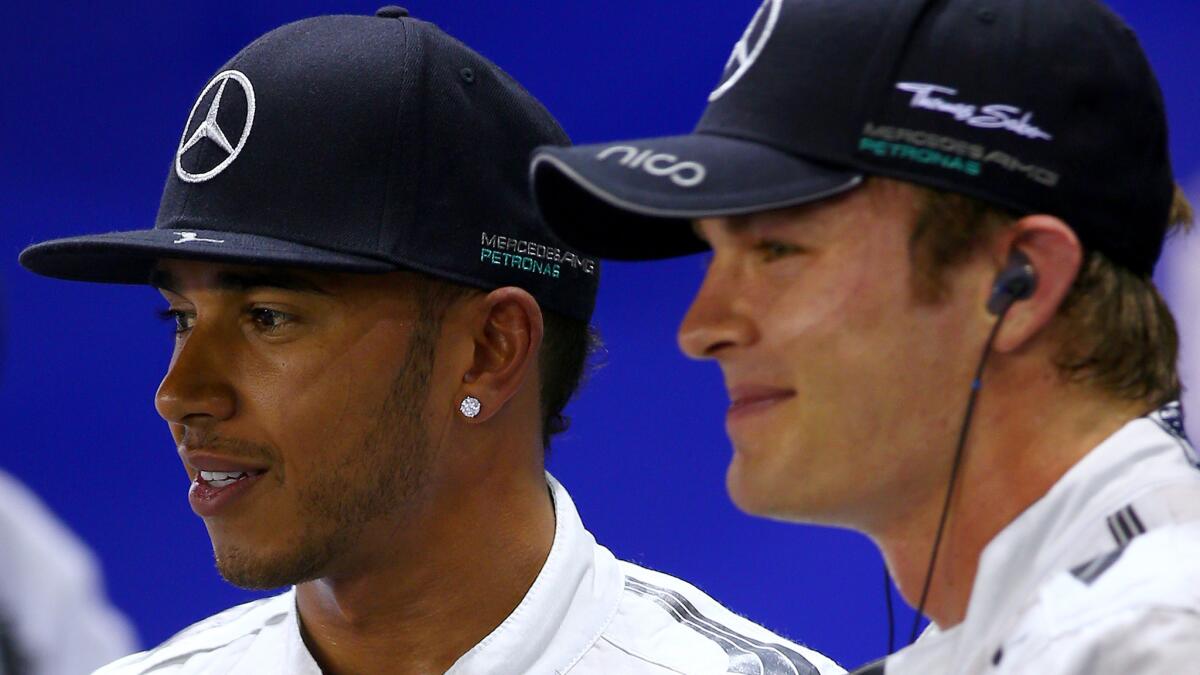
[1,1,1197,670]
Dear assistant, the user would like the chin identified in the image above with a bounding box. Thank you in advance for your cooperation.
[726,452,838,524]
[725,458,779,517]
[210,532,332,590]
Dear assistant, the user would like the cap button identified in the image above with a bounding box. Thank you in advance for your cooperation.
[375,6,409,18]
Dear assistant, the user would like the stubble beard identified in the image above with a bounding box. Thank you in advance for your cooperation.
[214,323,439,590]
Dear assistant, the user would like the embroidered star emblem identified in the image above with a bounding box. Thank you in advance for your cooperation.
[181,78,236,156]
[174,70,256,184]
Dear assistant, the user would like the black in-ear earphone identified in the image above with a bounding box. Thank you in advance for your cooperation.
[887,249,1039,653]
[986,250,1038,316]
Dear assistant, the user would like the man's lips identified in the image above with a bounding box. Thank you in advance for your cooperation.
[181,452,270,483]
[727,385,796,420]
[183,453,271,517]
[188,471,266,517]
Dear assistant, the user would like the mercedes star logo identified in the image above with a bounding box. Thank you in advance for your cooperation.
[175,70,256,183]
[709,0,782,102]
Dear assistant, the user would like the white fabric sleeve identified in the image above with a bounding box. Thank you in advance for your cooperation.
[1017,606,1200,674]
[0,471,139,675]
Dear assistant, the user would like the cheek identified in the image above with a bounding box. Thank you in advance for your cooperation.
[758,252,900,364]
[240,324,415,468]
[744,251,920,465]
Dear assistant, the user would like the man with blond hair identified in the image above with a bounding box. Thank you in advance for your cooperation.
[531,0,1200,672]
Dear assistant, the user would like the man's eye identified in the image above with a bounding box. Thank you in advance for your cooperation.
[249,308,292,332]
[754,240,803,262]
[157,309,194,335]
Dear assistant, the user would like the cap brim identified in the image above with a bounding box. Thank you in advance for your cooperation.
[531,132,863,261]
[19,228,394,284]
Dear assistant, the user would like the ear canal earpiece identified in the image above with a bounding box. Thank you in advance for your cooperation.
[986,250,1038,316]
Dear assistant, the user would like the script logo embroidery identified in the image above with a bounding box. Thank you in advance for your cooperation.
[175,70,257,183]
[173,232,226,245]
[596,145,707,188]
[895,82,1053,141]
[709,0,782,102]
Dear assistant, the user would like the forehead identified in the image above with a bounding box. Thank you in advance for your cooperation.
[692,179,921,239]
[148,259,418,302]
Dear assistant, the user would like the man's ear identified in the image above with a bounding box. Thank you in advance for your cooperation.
[458,287,544,423]
[992,214,1082,353]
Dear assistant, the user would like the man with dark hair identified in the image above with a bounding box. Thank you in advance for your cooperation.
[531,0,1200,672]
[19,8,843,675]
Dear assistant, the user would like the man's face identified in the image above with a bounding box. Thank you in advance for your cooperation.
[153,260,446,588]
[678,183,987,528]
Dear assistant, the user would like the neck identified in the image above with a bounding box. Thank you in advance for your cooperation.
[295,455,555,675]
[872,371,1150,631]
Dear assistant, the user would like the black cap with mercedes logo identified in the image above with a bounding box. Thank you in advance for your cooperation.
[530,0,1176,278]
[20,7,599,321]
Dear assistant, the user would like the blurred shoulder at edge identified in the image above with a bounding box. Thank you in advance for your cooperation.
[0,469,138,675]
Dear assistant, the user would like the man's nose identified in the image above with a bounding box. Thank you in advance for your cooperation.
[677,265,756,360]
[155,324,236,426]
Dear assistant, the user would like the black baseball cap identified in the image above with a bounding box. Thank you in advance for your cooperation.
[20,7,599,322]
[531,0,1175,277]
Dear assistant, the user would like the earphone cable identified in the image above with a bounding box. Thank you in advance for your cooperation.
[908,301,1014,645]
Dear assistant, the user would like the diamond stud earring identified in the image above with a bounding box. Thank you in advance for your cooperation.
[459,395,481,419]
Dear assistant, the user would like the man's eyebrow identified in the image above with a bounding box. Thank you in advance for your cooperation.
[692,206,824,240]
[148,268,179,292]
[148,268,332,295]
[690,215,757,240]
